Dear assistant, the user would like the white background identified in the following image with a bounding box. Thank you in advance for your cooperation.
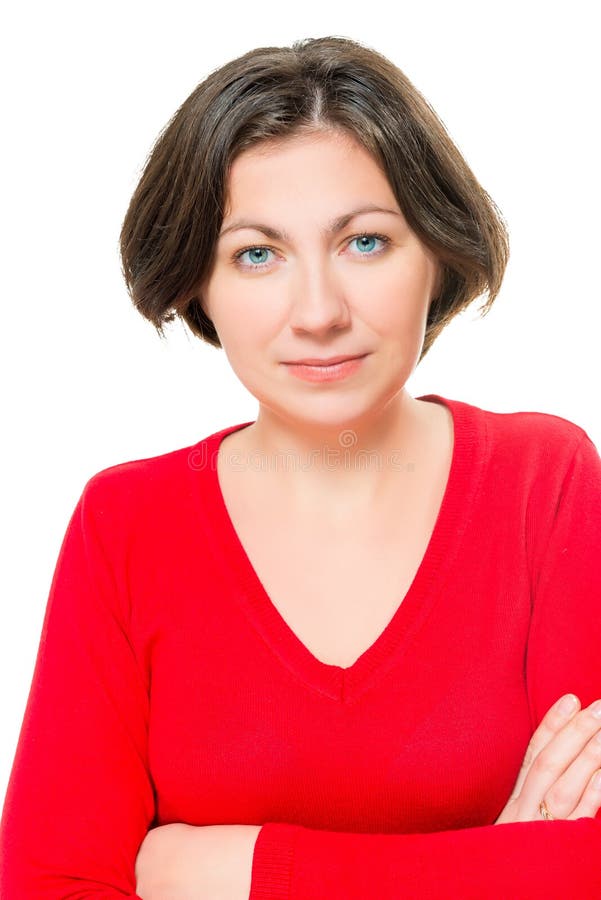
[1,0,599,801]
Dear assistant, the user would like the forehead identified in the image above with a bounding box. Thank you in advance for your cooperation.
[223,130,396,217]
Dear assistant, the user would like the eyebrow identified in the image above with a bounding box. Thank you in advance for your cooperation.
[218,204,403,241]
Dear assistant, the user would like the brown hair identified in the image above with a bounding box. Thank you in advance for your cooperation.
[119,35,509,362]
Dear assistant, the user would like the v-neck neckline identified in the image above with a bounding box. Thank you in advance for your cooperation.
[195,394,487,704]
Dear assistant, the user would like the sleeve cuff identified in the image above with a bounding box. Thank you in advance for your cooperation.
[249,822,302,899]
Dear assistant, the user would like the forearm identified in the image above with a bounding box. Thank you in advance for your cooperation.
[135,823,262,900]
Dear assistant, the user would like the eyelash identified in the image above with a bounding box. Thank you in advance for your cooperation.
[231,232,392,271]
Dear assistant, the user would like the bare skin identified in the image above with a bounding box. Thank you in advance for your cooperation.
[495,694,601,823]
[216,396,453,667]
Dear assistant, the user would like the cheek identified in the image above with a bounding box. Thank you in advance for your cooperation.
[361,279,431,338]
[209,271,293,351]
[207,291,277,367]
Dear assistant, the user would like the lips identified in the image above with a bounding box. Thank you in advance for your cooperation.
[283,353,367,366]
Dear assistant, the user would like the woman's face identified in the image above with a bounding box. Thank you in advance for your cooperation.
[200,129,441,431]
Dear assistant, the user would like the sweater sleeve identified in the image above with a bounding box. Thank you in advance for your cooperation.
[249,433,601,900]
[0,478,155,898]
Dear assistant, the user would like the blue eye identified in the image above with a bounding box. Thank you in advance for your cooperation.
[234,246,275,269]
[348,234,390,256]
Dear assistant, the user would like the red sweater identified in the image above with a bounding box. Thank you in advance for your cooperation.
[1,393,601,899]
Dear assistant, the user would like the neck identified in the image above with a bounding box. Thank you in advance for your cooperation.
[221,390,431,510]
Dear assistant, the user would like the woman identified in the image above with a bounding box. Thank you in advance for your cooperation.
[1,35,600,899]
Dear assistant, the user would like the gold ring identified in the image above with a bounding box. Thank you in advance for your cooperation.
[539,800,555,820]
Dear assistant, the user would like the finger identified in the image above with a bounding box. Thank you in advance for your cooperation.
[544,728,601,818]
[568,767,601,820]
[508,694,580,802]
[519,699,601,812]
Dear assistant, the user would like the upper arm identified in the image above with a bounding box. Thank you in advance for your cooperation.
[0,481,155,897]
[526,432,601,728]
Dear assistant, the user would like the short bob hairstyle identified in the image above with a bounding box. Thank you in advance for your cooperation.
[119,35,510,362]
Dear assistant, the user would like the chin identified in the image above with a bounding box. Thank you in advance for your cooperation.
[277,397,384,431]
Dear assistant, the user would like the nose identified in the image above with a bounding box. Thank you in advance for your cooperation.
[288,258,351,335]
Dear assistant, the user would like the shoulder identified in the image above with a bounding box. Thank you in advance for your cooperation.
[454,395,593,471]
[74,425,232,536]
[81,442,197,510]
[482,405,598,493]
[426,394,599,505]
[481,403,589,443]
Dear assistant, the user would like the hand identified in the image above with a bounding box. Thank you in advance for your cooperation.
[135,822,262,900]
[494,694,601,824]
